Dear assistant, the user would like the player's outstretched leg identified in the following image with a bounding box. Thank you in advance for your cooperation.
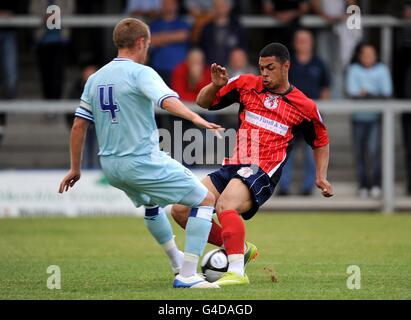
[144,205,184,274]
[171,204,258,270]
[171,204,223,247]
[173,191,220,288]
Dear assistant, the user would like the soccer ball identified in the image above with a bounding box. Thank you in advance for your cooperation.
[201,248,228,282]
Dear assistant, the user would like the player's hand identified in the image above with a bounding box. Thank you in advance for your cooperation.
[59,169,81,193]
[316,178,334,197]
[211,63,229,88]
[191,115,225,139]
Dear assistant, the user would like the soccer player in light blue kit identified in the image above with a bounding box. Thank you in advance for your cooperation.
[58,18,222,288]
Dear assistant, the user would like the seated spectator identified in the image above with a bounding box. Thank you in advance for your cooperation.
[171,48,211,102]
[226,48,257,77]
[346,43,393,199]
[199,0,247,66]
[184,0,214,44]
[150,0,190,85]
[278,29,330,196]
[125,0,162,19]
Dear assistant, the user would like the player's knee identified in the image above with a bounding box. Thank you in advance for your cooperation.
[171,204,189,228]
[199,191,216,207]
[215,198,232,214]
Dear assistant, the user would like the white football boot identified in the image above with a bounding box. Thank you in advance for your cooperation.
[173,274,220,288]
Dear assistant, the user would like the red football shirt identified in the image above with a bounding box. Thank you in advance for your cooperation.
[210,74,329,176]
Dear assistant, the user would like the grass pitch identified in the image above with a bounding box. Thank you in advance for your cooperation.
[0,213,410,300]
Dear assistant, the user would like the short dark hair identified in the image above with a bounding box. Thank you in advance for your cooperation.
[259,43,290,63]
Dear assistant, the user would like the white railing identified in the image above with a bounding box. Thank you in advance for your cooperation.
[0,99,410,213]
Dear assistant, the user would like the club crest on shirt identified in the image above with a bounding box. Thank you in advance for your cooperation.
[264,94,279,110]
[237,167,254,178]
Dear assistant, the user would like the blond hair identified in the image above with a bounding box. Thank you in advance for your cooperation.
[112,18,150,49]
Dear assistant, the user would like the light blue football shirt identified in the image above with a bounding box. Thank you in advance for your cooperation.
[74,58,179,156]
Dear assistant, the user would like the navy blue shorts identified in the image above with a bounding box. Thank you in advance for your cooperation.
[208,165,278,220]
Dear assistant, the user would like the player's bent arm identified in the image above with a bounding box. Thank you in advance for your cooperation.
[196,83,223,109]
[313,144,334,197]
[196,63,229,109]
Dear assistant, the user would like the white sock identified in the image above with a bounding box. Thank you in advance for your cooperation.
[161,237,183,269]
[228,254,244,276]
[179,252,199,277]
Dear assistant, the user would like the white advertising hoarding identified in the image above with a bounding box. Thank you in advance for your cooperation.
[0,170,143,218]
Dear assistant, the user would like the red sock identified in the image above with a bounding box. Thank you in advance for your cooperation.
[218,209,245,255]
[208,219,223,247]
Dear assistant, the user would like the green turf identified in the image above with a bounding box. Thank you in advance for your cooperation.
[0,213,410,300]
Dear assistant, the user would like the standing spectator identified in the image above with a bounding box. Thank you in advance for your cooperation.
[30,0,75,100]
[226,48,257,77]
[125,0,162,19]
[262,0,309,50]
[184,0,214,44]
[278,29,330,196]
[149,0,190,85]
[312,0,361,98]
[346,43,393,199]
[0,0,19,145]
[171,48,211,102]
[199,0,247,66]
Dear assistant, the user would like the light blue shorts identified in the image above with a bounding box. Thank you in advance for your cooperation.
[100,151,208,208]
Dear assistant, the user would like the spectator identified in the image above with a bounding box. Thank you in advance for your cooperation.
[312,0,361,98]
[278,29,330,196]
[399,1,411,196]
[149,0,190,85]
[171,48,211,102]
[30,0,75,100]
[199,0,247,66]
[226,48,257,77]
[184,0,214,44]
[125,0,162,19]
[66,64,99,169]
[261,0,309,50]
[346,43,393,199]
[0,0,19,145]
[402,66,411,195]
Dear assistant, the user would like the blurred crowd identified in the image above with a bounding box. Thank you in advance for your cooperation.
[1,0,411,198]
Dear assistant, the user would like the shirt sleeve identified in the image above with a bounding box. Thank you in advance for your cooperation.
[136,66,180,108]
[209,75,242,110]
[300,101,329,149]
[74,77,94,122]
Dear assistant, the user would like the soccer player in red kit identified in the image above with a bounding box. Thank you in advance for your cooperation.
[172,43,334,286]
